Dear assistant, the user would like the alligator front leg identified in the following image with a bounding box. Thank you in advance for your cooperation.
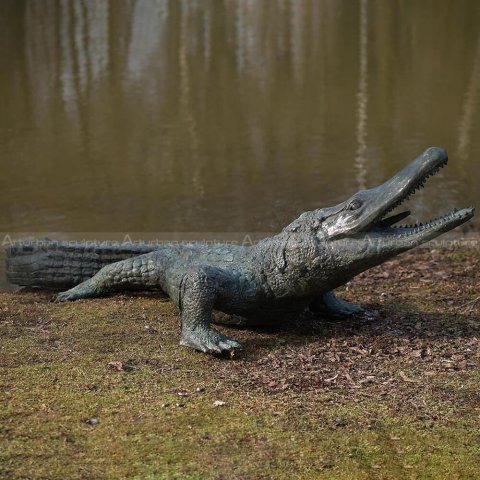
[178,266,243,354]
[310,290,364,318]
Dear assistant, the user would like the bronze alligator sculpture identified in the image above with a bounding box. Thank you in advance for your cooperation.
[6,148,474,354]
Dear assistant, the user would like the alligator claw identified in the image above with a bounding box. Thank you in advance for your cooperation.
[180,329,243,355]
[54,290,81,302]
[311,291,364,318]
[330,302,364,317]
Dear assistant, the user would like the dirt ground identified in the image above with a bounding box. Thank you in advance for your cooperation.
[1,243,480,479]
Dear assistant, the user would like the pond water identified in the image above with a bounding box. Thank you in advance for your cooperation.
[0,0,479,248]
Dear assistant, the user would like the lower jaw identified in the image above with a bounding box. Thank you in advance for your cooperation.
[378,225,462,247]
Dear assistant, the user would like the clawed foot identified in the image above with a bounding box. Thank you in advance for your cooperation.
[53,280,100,302]
[328,301,364,317]
[180,328,243,355]
[311,291,364,319]
[54,288,85,302]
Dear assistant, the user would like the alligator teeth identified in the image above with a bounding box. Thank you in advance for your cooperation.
[374,158,450,227]
[385,207,466,234]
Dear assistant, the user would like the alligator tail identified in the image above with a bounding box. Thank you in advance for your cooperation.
[6,240,163,288]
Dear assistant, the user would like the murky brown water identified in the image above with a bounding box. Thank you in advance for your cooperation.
[1,0,479,243]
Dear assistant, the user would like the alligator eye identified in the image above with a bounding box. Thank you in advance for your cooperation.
[348,199,362,210]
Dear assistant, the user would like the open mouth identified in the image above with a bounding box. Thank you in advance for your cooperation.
[372,157,474,235]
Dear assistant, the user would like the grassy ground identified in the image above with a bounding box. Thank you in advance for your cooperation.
[1,244,480,479]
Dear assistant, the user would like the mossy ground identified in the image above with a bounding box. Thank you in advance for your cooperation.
[1,245,480,479]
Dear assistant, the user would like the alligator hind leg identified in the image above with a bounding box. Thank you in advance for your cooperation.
[55,278,102,302]
[55,253,160,302]
[178,265,243,354]
[310,290,363,318]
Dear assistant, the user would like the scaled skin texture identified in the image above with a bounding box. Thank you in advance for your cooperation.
[6,148,474,354]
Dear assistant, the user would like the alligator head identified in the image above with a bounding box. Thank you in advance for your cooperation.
[323,147,473,238]
[298,147,474,285]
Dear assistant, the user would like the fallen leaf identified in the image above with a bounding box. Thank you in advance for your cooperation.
[349,346,368,355]
[107,361,124,371]
[457,360,468,370]
[399,371,420,383]
[334,417,348,427]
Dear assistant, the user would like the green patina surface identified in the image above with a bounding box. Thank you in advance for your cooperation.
[1,246,480,479]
